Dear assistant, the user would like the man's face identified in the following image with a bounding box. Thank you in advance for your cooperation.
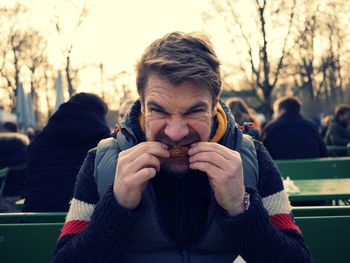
[142,73,217,175]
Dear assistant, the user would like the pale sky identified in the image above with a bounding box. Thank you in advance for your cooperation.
[10,0,215,100]
[6,0,304,106]
[24,0,211,74]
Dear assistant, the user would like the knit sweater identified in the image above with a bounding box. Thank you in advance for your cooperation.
[53,102,311,263]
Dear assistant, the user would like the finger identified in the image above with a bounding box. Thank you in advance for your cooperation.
[118,152,161,177]
[189,142,239,160]
[120,142,170,163]
[129,152,162,173]
[190,161,224,176]
[189,151,226,170]
[120,167,157,188]
[118,142,170,163]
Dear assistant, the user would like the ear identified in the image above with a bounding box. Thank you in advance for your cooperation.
[140,100,145,114]
[212,98,219,116]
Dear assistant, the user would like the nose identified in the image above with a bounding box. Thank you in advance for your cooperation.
[164,117,189,143]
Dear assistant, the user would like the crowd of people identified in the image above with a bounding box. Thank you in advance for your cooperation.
[1,31,350,262]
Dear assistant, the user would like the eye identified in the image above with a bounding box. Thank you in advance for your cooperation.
[149,107,168,115]
[186,108,205,115]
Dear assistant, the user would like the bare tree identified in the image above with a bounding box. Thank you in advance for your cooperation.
[26,31,50,123]
[0,4,28,110]
[54,0,89,97]
[317,1,347,104]
[204,0,296,119]
[282,0,350,116]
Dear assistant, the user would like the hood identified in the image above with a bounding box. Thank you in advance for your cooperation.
[37,102,111,146]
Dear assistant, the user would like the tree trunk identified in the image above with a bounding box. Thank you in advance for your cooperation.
[65,55,74,97]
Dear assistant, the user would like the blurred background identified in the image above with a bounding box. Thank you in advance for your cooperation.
[0,0,349,129]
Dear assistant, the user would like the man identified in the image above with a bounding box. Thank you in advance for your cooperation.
[262,96,328,160]
[53,32,311,262]
[325,104,350,146]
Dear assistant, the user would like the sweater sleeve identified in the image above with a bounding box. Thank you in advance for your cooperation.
[218,141,312,263]
[52,149,144,263]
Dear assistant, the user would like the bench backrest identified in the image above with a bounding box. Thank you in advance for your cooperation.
[326,145,350,157]
[293,206,350,217]
[295,215,350,263]
[0,212,67,224]
[0,222,63,263]
[275,157,350,179]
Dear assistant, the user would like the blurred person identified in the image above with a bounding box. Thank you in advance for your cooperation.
[1,121,19,133]
[262,96,328,160]
[26,127,37,142]
[23,93,111,212]
[53,32,310,263]
[324,104,350,146]
[319,114,333,137]
[0,121,29,212]
[118,99,134,124]
[226,97,261,140]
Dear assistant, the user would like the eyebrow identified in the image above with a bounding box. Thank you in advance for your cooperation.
[146,101,165,111]
[185,102,210,113]
[146,100,210,113]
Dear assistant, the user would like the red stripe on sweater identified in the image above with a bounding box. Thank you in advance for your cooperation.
[59,220,89,240]
[271,214,301,233]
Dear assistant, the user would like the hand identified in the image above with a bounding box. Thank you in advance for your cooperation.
[188,142,246,215]
[113,142,170,209]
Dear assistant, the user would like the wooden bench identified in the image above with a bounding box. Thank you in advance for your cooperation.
[275,157,350,180]
[295,215,350,263]
[0,212,67,224]
[0,222,63,263]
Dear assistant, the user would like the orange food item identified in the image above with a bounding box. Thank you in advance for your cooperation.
[169,146,189,157]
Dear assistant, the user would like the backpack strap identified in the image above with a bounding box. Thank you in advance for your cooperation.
[239,134,259,190]
[94,130,135,197]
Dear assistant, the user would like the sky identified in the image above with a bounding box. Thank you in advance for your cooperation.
[8,0,215,101]
[23,0,211,75]
[5,0,313,108]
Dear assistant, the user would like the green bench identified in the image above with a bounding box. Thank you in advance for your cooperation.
[293,205,350,217]
[295,215,350,263]
[1,213,349,263]
[0,212,67,224]
[275,157,350,180]
[327,145,350,157]
[0,222,63,263]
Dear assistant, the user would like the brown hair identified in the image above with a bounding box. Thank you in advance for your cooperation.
[226,97,261,133]
[274,96,301,114]
[135,32,222,101]
[335,104,350,118]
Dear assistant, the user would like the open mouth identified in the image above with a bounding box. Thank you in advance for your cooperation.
[169,145,190,157]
